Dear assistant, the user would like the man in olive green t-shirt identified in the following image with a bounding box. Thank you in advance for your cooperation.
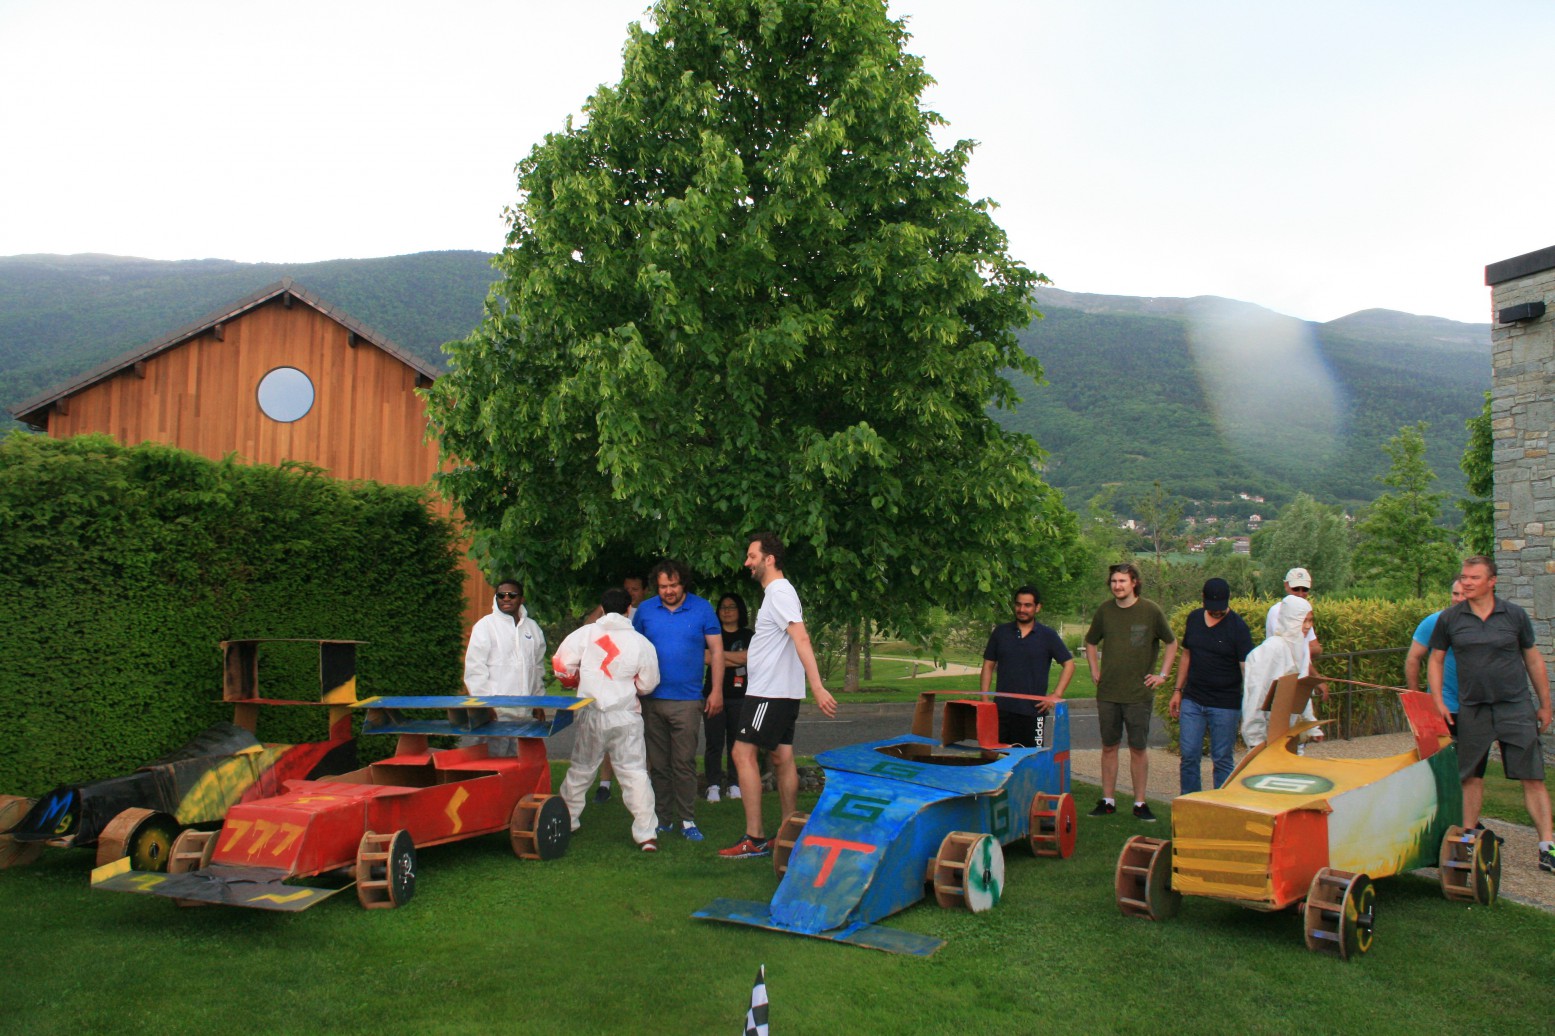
[1084,563,1176,821]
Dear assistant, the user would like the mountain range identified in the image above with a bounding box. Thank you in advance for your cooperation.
[0,252,1490,514]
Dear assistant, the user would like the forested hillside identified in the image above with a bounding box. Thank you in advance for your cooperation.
[0,254,1491,513]
[1005,288,1489,510]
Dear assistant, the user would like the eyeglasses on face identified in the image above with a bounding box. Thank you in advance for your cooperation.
[1289,587,1310,594]
[496,591,521,600]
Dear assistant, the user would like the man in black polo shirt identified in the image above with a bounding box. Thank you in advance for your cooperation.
[1428,555,1554,874]
[979,585,1075,747]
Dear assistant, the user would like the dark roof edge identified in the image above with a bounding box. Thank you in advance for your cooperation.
[1486,245,1555,287]
[8,278,441,427]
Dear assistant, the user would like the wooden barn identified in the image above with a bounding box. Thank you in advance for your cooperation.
[10,279,489,632]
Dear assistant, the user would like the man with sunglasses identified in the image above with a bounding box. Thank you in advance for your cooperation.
[463,578,547,756]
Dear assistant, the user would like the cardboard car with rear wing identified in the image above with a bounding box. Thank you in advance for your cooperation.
[1114,681,1496,961]
[1,639,361,872]
[91,695,587,911]
[695,692,1078,956]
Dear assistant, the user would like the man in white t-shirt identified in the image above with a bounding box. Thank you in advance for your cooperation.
[717,533,838,859]
[1264,567,1327,740]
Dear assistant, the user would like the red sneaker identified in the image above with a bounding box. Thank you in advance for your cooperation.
[718,835,771,859]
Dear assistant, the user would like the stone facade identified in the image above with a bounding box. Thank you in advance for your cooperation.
[1486,245,1555,678]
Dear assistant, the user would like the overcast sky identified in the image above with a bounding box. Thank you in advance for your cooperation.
[2,0,1548,324]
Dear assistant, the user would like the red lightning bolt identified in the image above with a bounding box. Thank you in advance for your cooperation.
[596,634,621,677]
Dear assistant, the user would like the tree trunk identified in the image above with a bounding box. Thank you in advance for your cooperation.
[844,622,862,692]
[863,621,872,680]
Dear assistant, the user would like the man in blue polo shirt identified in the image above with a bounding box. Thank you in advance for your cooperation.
[1405,578,1465,734]
[634,560,722,841]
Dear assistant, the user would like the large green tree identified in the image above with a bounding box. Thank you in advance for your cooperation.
[1252,492,1353,596]
[426,0,1077,631]
[1459,392,1494,557]
[1353,422,1458,596]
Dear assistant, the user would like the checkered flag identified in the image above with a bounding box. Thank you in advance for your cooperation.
[744,964,769,1035]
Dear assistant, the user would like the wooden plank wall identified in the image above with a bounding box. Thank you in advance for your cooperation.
[46,298,488,635]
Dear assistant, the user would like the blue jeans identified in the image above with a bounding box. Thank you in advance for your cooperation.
[1179,697,1240,794]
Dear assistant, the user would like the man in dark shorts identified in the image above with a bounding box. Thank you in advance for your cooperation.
[1084,563,1176,821]
[1428,555,1554,873]
[979,584,1074,747]
[718,533,838,859]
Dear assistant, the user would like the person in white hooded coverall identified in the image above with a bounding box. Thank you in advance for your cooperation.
[552,588,662,850]
[463,579,547,757]
[1241,594,1315,747]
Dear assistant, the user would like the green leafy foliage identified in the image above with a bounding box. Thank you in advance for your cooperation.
[0,433,466,794]
[1251,492,1353,594]
[1353,422,1459,597]
[1459,391,1494,556]
[426,0,1082,633]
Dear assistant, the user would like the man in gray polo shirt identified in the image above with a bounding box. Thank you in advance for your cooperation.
[1428,555,1554,874]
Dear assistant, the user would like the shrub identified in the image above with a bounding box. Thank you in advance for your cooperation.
[0,433,466,795]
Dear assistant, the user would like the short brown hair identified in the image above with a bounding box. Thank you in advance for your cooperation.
[1462,555,1497,576]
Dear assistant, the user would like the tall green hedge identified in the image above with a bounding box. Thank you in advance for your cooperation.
[1160,594,1443,747]
[0,433,466,795]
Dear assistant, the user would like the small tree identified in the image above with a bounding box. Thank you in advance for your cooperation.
[1459,392,1494,557]
[1252,492,1353,595]
[1353,422,1458,597]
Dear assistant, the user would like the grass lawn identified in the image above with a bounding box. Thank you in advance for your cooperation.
[843,641,1099,703]
[7,771,1554,1034]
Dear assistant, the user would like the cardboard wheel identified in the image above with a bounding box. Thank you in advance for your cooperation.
[510,793,571,861]
[1029,792,1078,859]
[1114,835,1180,920]
[772,812,809,878]
[0,796,43,869]
[931,831,1005,912]
[1303,868,1375,960]
[167,828,217,873]
[1438,825,1500,906]
[167,828,219,908]
[96,807,182,871]
[357,830,416,909]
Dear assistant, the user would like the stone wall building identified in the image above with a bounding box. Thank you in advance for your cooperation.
[1486,245,1555,677]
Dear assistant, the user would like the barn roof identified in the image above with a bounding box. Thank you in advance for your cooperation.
[9,278,442,429]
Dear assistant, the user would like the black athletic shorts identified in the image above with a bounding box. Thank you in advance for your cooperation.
[735,695,800,750]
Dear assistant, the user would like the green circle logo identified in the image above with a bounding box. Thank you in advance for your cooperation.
[1240,772,1335,795]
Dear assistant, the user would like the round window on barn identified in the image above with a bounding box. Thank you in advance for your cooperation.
[257,366,315,423]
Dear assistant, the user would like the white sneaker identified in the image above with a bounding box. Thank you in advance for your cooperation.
[706,785,721,803]
[729,784,742,800]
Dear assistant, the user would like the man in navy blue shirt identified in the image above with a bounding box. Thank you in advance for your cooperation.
[979,584,1074,747]
[633,560,722,841]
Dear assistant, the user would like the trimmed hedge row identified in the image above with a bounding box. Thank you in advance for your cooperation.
[1158,594,1442,749]
[0,433,467,795]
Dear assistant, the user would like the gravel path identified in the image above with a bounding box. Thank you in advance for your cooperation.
[1069,733,1553,913]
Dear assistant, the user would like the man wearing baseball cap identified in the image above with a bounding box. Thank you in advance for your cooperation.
[1265,567,1326,741]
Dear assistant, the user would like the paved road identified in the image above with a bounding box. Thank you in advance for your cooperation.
[791,699,1168,755]
[550,699,1166,759]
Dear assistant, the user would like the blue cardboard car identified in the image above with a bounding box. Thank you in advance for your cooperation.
[695,692,1075,956]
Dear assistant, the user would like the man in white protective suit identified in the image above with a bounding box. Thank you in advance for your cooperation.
[552,587,663,851]
[1241,594,1315,748]
[463,578,547,757]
